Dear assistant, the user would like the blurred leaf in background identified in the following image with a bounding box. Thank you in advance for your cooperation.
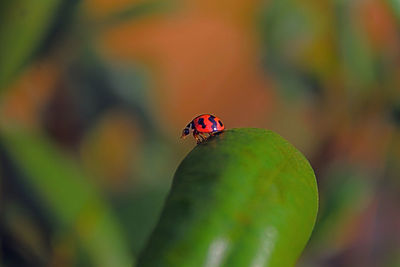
[0,0,64,90]
[1,129,131,266]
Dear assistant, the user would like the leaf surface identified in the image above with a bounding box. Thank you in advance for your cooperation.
[138,128,318,267]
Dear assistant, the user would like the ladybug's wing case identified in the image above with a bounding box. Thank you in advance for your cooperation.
[194,114,224,133]
[215,117,224,131]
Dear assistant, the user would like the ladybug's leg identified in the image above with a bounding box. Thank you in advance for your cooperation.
[208,132,217,138]
[199,134,208,143]
[210,131,222,137]
[199,132,208,141]
[197,136,205,143]
[193,130,202,144]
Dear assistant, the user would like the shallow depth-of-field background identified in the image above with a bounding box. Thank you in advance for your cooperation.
[1,0,400,266]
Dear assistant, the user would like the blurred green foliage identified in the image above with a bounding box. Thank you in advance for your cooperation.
[0,0,62,89]
[1,129,131,266]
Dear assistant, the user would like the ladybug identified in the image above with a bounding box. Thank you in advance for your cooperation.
[181,114,225,143]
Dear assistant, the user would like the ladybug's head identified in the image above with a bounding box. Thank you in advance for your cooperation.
[181,127,190,139]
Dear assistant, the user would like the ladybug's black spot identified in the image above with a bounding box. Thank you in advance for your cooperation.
[218,120,223,127]
[198,118,206,129]
[184,128,190,135]
[208,115,218,131]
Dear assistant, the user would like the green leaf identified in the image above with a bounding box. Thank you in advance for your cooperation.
[0,0,62,90]
[386,0,400,22]
[0,129,132,267]
[137,128,318,267]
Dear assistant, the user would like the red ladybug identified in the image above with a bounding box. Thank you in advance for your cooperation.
[181,114,225,143]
